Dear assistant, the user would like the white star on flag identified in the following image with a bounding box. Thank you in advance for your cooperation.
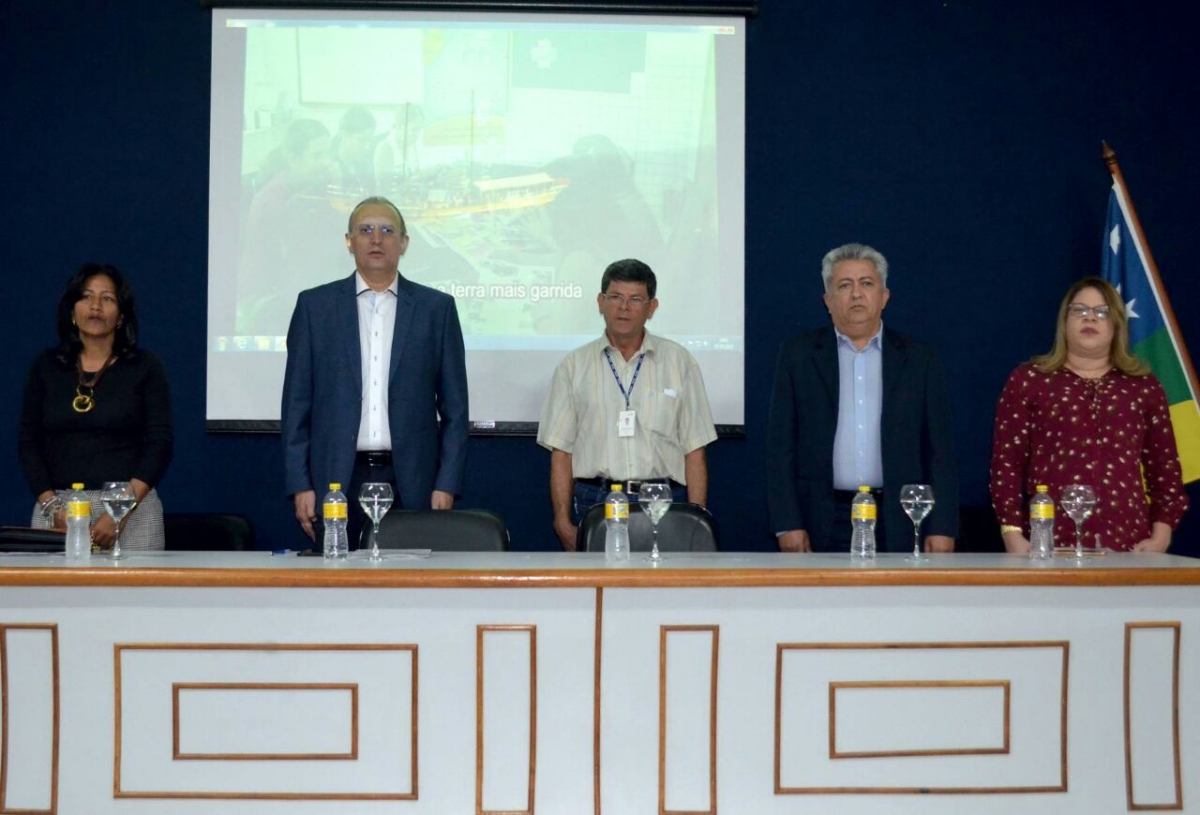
[1114,283,1140,321]
[1109,224,1121,254]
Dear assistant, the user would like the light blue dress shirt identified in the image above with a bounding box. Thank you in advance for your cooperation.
[832,323,884,490]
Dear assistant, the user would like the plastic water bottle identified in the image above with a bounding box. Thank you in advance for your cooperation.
[1029,485,1055,560]
[850,486,877,559]
[64,483,92,562]
[323,483,349,560]
[604,484,630,563]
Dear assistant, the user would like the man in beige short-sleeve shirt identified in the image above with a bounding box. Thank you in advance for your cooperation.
[537,258,717,550]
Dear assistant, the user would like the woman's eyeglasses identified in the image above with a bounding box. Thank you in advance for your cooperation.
[1067,304,1111,321]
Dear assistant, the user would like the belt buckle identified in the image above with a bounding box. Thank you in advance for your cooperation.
[625,479,644,496]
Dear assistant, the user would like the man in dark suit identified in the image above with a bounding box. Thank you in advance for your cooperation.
[282,196,468,544]
[765,243,957,553]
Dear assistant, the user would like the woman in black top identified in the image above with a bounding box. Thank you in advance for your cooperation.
[19,264,172,550]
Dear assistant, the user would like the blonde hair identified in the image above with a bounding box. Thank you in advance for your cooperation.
[1032,277,1148,375]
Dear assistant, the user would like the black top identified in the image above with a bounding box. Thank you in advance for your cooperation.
[18,349,173,495]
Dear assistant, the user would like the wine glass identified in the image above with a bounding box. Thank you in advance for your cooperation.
[1060,484,1097,559]
[899,484,935,561]
[358,482,394,562]
[100,481,136,560]
[637,482,673,562]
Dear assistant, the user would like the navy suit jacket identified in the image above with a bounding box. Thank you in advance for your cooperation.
[765,326,958,552]
[281,273,469,508]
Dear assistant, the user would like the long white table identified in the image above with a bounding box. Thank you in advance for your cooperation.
[1,550,1198,814]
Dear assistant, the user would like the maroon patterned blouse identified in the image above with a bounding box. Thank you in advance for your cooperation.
[990,363,1189,550]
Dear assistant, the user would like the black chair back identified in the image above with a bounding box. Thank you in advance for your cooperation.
[577,502,719,553]
[163,514,255,551]
[369,509,509,552]
[0,526,65,553]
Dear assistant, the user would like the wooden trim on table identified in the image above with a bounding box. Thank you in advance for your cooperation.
[827,680,1010,759]
[412,642,420,801]
[658,625,719,815]
[171,682,359,761]
[0,623,59,815]
[775,640,1069,795]
[593,588,603,815]
[475,625,537,815]
[1124,622,1183,811]
[1,627,6,813]
[114,643,418,801]
[5,562,1200,590]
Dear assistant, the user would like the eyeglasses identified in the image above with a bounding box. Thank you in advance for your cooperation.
[1067,304,1111,321]
[354,224,404,237]
[601,293,650,307]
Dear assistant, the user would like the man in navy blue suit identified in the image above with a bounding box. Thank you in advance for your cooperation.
[765,243,958,553]
[282,196,468,544]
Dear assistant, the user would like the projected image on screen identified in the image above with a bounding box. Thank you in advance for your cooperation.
[208,10,745,427]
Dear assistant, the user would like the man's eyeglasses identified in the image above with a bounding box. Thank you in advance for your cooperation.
[355,224,403,237]
[601,293,650,307]
[1067,304,1111,321]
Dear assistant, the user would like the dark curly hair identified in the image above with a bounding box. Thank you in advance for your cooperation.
[54,263,140,365]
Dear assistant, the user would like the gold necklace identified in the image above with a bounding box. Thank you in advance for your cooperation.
[73,355,117,413]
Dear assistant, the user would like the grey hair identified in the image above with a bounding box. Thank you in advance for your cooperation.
[347,196,407,235]
[820,243,889,291]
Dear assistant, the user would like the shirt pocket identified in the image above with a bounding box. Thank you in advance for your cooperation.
[645,386,682,439]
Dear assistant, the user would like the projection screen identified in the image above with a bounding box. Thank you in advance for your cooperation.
[207,7,745,431]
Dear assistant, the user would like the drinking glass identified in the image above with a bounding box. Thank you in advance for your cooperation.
[100,481,136,560]
[899,484,935,561]
[358,482,394,562]
[637,482,673,562]
[1060,484,1097,559]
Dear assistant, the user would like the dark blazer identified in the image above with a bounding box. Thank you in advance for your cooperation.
[281,273,469,508]
[765,325,958,552]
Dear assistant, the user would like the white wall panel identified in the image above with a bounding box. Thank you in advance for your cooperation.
[1125,623,1182,810]
[478,626,535,815]
[1,625,57,813]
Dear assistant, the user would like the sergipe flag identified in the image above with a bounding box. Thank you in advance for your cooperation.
[1101,180,1200,483]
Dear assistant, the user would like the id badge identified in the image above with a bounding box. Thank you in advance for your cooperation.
[618,410,636,437]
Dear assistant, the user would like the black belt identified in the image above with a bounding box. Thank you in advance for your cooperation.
[575,477,683,494]
[834,487,883,502]
[356,450,392,467]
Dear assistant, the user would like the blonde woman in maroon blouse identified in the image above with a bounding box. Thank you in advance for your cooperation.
[990,277,1188,553]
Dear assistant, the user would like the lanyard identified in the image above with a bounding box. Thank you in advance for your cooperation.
[603,348,645,410]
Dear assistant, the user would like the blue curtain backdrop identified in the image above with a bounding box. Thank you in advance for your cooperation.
[3,0,1197,554]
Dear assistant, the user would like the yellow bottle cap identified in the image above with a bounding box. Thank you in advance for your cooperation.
[611,484,623,492]
[858,485,870,492]
[72,482,84,490]
[330,483,342,490]
[1035,485,1049,492]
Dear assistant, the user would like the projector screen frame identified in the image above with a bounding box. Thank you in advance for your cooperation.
[204,3,749,436]
[199,0,759,18]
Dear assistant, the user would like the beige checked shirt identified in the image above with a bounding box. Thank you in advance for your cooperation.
[537,332,717,483]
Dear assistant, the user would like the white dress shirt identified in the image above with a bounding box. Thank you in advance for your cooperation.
[355,272,398,451]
